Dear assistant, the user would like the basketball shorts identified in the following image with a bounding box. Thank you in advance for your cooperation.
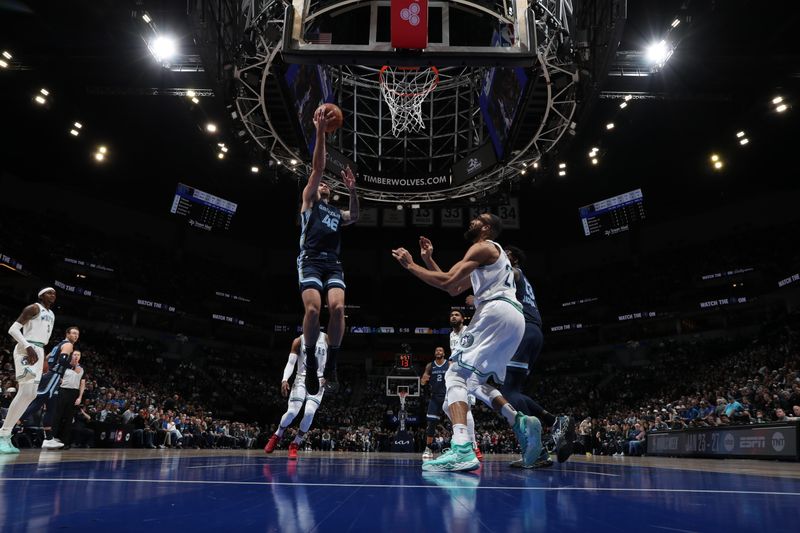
[427,395,446,420]
[507,321,544,375]
[297,251,346,293]
[449,298,525,386]
[14,343,45,384]
[289,374,325,406]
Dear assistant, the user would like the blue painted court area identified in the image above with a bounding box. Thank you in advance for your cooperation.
[1,451,798,532]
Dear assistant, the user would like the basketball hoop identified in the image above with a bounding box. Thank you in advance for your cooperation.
[398,388,409,411]
[379,66,439,136]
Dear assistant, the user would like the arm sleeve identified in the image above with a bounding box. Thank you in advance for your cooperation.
[282,353,299,382]
[7,322,29,349]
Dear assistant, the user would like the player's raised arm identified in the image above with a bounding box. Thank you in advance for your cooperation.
[419,236,443,272]
[302,107,332,212]
[392,241,497,296]
[340,165,360,225]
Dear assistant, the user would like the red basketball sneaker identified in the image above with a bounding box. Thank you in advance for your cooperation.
[264,435,280,454]
[474,446,484,462]
[288,442,299,460]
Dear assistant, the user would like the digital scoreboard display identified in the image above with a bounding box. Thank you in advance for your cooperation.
[170,183,237,231]
[579,188,645,237]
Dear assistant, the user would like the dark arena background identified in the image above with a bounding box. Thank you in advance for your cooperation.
[1,0,800,531]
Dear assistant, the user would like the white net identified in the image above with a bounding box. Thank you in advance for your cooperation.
[379,66,439,136]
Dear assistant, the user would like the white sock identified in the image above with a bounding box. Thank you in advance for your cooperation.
[501,403,517,426]
[466,410,476,446]
[452,424,470,446]
[293,431,305,445]
[0,382,37,436]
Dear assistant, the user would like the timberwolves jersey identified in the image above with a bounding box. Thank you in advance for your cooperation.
[429,360,448,398]
[298,333,328,379]
[23,303,55,345]
[300,200,343,255]
[515,268,542,326]
[450,328,465,353]
[470,240,517,306]
[47,339,74,377]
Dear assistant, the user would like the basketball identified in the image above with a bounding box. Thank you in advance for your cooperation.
[318,103,343,133]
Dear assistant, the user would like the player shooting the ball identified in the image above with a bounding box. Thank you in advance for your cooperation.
[296,104,359,397]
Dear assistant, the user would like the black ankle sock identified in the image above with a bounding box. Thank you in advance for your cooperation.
[324,346,339,379]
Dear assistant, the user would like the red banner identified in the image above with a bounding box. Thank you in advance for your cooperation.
[391,0,428,49]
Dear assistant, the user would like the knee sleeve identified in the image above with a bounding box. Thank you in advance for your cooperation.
[299,401,319,432]
[280,401,303,427]
[444,371,469,406]
[472,383,501,409]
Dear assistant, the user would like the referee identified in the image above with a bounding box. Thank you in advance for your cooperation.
[52,350,86,449]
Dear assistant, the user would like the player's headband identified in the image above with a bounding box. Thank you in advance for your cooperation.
[38,287,55,297]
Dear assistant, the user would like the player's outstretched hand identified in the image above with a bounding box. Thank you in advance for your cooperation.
[391,248,414,269]
[341,165,356,190]
[281,381,290,397]
[312,106,329,134]
[419,236,433,261]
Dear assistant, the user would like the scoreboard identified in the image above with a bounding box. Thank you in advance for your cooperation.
[579,188,645,237]
[170,183,237,231]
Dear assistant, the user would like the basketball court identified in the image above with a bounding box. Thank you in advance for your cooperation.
[1,450,798,531]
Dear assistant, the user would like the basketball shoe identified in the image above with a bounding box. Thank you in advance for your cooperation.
[288,442,299,460]
[0,436,19,454]
[510,447,553,469]
[512,412,542,467]
[553,415,576,463]
[422,447,433,460]
[421,442,479,472]
[473,445,484,462]
[264,434,280,454]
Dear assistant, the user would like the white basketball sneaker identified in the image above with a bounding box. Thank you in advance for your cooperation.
[422,447,433,460]
[41,438,65,449]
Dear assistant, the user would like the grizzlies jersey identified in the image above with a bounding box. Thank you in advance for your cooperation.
[300,200,343,255]
[470,240,517,306]
[515,268,542,326]
[298,333,328,379]
[23,303,55,345]
[429,360,448,397]
[47,339,73,377]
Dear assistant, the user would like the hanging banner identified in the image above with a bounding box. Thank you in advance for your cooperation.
[441,207,463,228]
[412,207,434,226]
[357,207,379,227]
[382,208,407,227]
[497,198,520,229]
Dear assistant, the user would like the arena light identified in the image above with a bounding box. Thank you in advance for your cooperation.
[736,131,745,138]
[40,88,49,96]
[191,97,199,104]
[775,103,788,113]
[646,40,674,69]
[606,122,615,130]
[34,95,46,105]
[206,123,217,133]
[0,59,7,69]
[624,94,632,101]
[411,203,421,209]
[710,154,719,162]
[186,89,196,98]
[739,138,749,146]
[532,161,539,169]
[772,96,783,105]
[671,18,681,28]
[74,122,82,129]
[98,145,107,154]
[558,170,567,177]
[148,35,177,63]
[619,101,628,109]
[220,146,228,153]
[396,204,403,210]
[520,169,527,175]
[94,152,105,162]
[558,162,566,169]
[1,51,11,60]
[290,159,298,165]
[217,152,225,159]
[250,166,259,173]
[69,129,79,137]
[713,160,723,170]
[591,158,599,165]
[142,13,152,23]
